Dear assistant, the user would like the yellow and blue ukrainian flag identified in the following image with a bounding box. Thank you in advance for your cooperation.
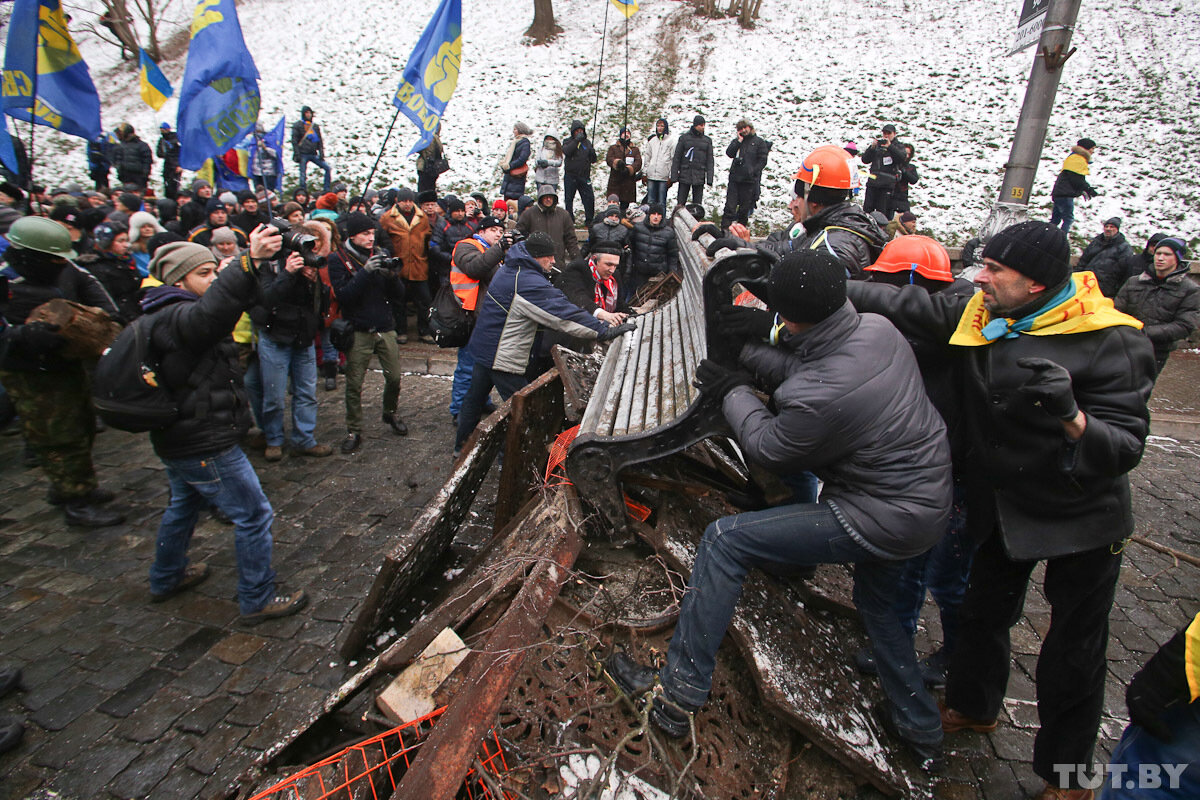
[610,0,639,18]
[175,0,261,170]
[392,0,462,155]
[138,48,173,111]
[1,0,102,140]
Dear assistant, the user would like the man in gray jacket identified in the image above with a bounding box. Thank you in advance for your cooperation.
[606,249,953,771]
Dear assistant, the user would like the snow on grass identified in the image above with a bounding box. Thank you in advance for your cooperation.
[14,0,1200,249]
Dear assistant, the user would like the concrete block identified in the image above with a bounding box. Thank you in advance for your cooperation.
[375,627,467,723]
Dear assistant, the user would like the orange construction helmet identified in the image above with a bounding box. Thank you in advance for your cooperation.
[867,235,954,282]
[794,144,858,190]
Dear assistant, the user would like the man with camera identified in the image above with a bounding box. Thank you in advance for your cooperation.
[720,119,771,229]
[860,124,909,219]
[251,221,333,462]
[327,212,408,454]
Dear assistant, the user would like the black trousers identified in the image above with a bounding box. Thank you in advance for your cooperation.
[721,180,758,228]
[676,182,704,208]
[563,174,594,226]
[863,184,894,219]
[945,529,1123,788]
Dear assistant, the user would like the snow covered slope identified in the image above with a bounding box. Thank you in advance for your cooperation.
[9,0,1200,246]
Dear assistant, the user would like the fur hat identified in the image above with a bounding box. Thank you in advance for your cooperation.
[525,232,556,258]
[982,221,1070,288]
[416,190,438,205]
[151,241,216,286]
[447,197,466,213]
[128,211,165,242]
[768,250,847,324]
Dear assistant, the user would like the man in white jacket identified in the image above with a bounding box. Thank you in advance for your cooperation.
[642,118,676,208]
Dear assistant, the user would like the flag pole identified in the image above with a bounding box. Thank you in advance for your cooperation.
[363,106,402,196]
[26,16,39,198]
[623,12,629,130]
[591,0,611,146]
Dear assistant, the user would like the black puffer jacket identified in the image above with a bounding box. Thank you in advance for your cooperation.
[761,202,886,275]
[726,302,952,559]
[583,219,631,256]
[670,126,714,186]
[860,139,908,189]
[562,121,597,179]
[1115,266,1200,359]
[78,251,142,323]
[113,136,153,184]
[847,281,1156,560]
[253,259,331,346]
[629,218,678,276]
[1076,232,1135,297]
[725,133,770,184]
[141,257,261,460]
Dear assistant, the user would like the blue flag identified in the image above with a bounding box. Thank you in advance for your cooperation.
[0,120,19,177]
[247,116,286,192]
[392,0,461,155]
[2,0,103,140]
[175,0,261,170]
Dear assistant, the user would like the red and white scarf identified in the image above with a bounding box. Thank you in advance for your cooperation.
[591,260,617,312]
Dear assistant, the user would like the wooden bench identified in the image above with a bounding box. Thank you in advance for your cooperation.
[567,207,772,535]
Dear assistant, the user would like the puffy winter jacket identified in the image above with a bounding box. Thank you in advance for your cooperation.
[583,219,631,257]
[761,202,886,275]
[500,136,532,199]
[671,127,714,186]
[429,216,475,275]
[113,136,153,185]
[1051,147,1096,199]
[860,139,908,189]
[643,121,676,182]
[1115,266,1200,360]
[562,122,597,178]
[1076,232,1135,297]
[725,302,952,559]
[725,133,770,184]
[254,258,331,346]
[156,132,180,173]
[78,250,143,323]
[629,218,678,276]
[467,242,608,374]
[846,280,1156,560]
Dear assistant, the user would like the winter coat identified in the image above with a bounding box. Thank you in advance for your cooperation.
[327,245,405,333]
[892,162,919,208]
[141,257,262,461]
[515,197,580,266]
[725,133,770,184]
[291,119,324,157]
[1115,266,1200,359]
[534,140,564,191]
[558,257,628,316]
[253,259,331,347]
[230,210,269,236]
[0,260,118,372]
[466,241,608,375]
[178,198,209,234]
[725,301,952,559]
[499,136,532,199]
[429,216,476,275]
[113,136,153,185]
[562,123,598,179]
[451,235,506,311]
[415,135,443,175]
[761,202,886,276]
[629,217,678,277]
[860,139,908,189]
[87,138,111,173]
[671,126,714,186]
[78,250,143,323]
[1051,147,1096,199]
[643,121,676,182]
[583,218,631,257]
[1076,232,1135,297]
[380,206,432,282]
[846,280,1156,560]
[156,132,180,174]
[605,142,642,204]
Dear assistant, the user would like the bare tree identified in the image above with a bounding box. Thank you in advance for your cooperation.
[78,0,178,65]
[525,0,563,45]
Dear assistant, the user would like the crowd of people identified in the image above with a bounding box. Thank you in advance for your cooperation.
[0,108,1197,796]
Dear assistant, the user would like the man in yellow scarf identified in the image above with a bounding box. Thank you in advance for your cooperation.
[847,221,1156,800]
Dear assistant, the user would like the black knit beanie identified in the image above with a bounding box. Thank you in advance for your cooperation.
[768,250,847,324]
[342,212,375,238]
[525,232,556,258]
[981,221,1069,288]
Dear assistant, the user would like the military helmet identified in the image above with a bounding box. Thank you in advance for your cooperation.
[6,216,78,259]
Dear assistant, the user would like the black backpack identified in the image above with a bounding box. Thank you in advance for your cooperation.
[428,282,472,348]
[92,314,180,432]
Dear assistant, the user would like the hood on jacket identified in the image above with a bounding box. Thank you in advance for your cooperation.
[570,119,586,136]
[537,186,559,208]
[141,284,198,312]
[649,118,669,139]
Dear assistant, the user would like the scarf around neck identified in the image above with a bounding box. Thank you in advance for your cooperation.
[590,261,617,312]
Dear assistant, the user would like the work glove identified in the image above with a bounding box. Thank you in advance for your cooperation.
[691,223,723,241]
[706,236,747,259]
[693,358,752,399]
[1125,626,1190,742]
[718,305,776,340]
[12,322,65,355]
[596,322,636,342]
[363,253,388,272]
[1015,357,1078,420]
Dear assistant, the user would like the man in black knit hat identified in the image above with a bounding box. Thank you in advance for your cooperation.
[607,249,954,772]
[846,220,1156,800]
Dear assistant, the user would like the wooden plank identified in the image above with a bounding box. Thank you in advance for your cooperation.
[493,368,565,532]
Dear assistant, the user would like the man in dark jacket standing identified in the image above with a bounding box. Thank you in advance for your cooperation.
[846,221,1156,800]
[1115,236,1199,375]
[291,106,332,194]
[562,119,597,226]
[87,135,112,191]
[720,119,770,229]
[142,235,308,625]
[860,124,908,219]
[1049,138,1098,234]
[628,203,678,294]
[671,115,714,209]
[515,187,580,267]
[607,249,953,771]
[604,128,642,212]
[1075,217,1134,297]
[112,123,153,190]
[156,123,182,201]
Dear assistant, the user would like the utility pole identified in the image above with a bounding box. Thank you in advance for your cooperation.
[967,0,1083,267]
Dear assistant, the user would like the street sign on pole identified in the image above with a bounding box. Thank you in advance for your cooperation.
[1010,0,1050,55]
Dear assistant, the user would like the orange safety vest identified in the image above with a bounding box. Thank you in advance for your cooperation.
[450,238,486,311]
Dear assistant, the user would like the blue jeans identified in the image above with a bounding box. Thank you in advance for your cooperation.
[1098,703,1200,799]
[895,481,972,651]
[317,327,338,366]
[257,336,319,449]
[298,153,332,193]
[1050,196,1075,233]
[150,446,276,614]
[660,502,942,745]
[646,180,669,207]
[454,362,527,450]
[450,346,474,418]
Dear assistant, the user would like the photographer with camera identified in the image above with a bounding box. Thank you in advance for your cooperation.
[251,220,333,462]
[327,212,408,454]
[860,124,909,219]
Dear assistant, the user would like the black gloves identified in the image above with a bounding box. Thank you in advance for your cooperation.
[12,322,65,355]
[1126,626,1191,742]
[1016,357,1079,420]
[706,236,747,259]
[691,223,723,241]
[693,358,752,399]
[718,305,775,341]
[597,322,636,342]
[363,253,388,272]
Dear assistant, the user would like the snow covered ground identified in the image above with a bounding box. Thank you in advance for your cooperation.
[8,0,1200,247]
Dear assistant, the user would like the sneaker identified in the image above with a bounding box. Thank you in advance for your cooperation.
[340,432,361,454]
[264,445,283,462]
[382,412,408,436]
[64,502,125,528]
[939,701,998,734]
[150,562,211,603]
[239,590,308,626]
[875,700,944,774]
[47,486,116,506]
[300,443,333,458]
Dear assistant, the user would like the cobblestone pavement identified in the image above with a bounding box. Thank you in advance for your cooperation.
[0,350,1197,800]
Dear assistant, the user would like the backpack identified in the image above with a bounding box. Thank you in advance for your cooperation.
[428,282,472,348]
[92,314,180,432]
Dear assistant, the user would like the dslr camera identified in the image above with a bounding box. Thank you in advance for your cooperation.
[269,219,326,268]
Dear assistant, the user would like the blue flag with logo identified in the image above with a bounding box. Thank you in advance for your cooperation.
[392,0,461,155]
[2,0,103,140]
[0,120,20,177]
[175,0,261,170]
